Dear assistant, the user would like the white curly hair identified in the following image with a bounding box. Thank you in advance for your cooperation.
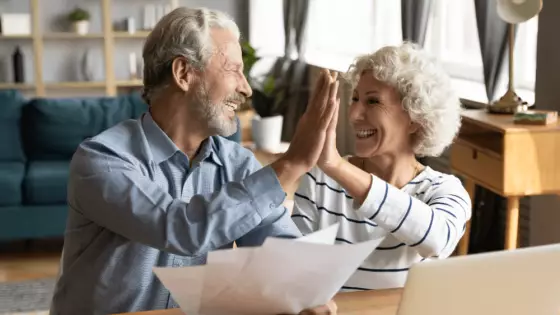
[344,41,462,157]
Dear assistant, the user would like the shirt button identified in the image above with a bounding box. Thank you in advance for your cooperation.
[270,203,276,209]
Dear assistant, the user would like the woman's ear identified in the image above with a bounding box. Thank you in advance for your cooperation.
[409,121,420,134]
[171,57,194,92]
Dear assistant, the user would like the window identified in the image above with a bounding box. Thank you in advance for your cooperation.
[249,0,538,104]
[424,0,538,104]
[302,0,402,72]
[248,0,285,58]
[249,0,402,72]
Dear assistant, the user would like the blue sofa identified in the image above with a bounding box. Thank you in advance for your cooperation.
[0,90,241,241]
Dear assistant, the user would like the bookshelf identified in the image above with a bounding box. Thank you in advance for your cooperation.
[0,0,180,97]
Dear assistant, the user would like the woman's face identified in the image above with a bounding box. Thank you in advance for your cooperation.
[349,70,416,158]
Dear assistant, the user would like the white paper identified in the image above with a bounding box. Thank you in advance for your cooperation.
[153,224,385,315]
[267,222,339,246]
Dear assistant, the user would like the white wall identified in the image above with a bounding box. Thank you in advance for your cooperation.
[0,0,248,97]
[530,0,560,246]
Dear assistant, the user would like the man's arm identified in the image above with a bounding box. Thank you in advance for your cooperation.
[68,140,290,256]
[68,68,337,256]
[235,155,302,247]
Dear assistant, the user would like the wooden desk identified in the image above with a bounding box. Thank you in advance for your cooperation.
[117,289,403,315]
[452,109,560,254]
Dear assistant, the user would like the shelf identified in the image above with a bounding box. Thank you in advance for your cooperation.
[2,0,180,97]
[42,32,105,39]
[113,31,150,38]
[45,81,106,89]
[0,34,33,39]
[0,83,35,89]
[116,80,143,87]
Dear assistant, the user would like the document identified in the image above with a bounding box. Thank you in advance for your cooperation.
[153,224,385,315]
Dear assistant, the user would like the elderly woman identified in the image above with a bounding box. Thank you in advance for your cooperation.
[291,42,471,291]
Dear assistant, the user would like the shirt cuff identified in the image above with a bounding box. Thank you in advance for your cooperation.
[242,165,287,218]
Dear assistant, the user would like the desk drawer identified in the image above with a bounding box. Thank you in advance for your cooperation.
[450,142,504,192]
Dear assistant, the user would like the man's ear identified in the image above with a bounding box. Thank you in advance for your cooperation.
[171,57,194,92]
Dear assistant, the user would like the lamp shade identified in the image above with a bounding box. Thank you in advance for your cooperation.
[497,0,542,23]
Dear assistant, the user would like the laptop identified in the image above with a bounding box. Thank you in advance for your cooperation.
[396,244,560,315]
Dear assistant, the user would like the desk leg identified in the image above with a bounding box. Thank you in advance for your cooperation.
[457,178,475,255]
[505,197,520,250]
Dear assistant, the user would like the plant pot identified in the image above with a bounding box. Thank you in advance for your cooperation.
[251,115,283,152]
[73,21,89,35]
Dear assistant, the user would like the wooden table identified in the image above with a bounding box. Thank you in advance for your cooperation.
[452,109,560,254]
[117,289,403,315]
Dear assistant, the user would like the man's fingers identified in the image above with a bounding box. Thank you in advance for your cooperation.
[321,80,339,129]
[327,96,340,133]
[308,70,327,110]
[315,69,335,113]
[298,300,338,315]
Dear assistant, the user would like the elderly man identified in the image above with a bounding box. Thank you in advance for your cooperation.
[49,6,339,315]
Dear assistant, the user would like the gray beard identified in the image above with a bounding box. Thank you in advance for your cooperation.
[193,84,237,137]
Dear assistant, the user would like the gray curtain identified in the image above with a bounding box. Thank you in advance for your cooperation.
[274,0,310,141]
[401,0,433,46]
[283,0,309,57]
[474,0,514,102]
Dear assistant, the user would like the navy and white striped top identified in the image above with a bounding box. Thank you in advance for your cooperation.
[291,160,471,291]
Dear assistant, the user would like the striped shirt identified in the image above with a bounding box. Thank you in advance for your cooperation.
[291,160,471,291]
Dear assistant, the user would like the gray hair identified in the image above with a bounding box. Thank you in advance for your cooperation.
[141,7,240,104]
[344,42,462,157]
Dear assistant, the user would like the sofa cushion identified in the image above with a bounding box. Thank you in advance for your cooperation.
[23,161,70,205]
[0,90,26,162]
[0,162,25,206]
[22,93,148,160]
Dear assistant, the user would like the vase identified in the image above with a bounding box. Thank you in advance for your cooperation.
[251,115,284,152]
[73,21,89,35]
[12,46,24,83]
[80,49,94,81]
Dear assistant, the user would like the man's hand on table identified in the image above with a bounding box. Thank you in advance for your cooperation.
[279,299,337,315]
[298,300,337,315]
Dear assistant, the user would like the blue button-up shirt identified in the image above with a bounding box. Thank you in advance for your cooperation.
[49,113,301,315]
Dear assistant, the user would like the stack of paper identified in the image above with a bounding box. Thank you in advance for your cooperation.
[153,224,384,315]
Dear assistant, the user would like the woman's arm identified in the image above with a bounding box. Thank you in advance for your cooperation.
[291,168,322,235]
[324,159,471,258]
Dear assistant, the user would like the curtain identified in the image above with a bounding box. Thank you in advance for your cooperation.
[283,0,309,57]
[275,0,311,141]
[474,0,514,102]
[401,0,432,46]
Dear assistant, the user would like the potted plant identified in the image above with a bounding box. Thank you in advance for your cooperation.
[241,40,287,152]
[68,7,90,35]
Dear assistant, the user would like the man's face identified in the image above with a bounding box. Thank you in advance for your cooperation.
[190,28,252,137]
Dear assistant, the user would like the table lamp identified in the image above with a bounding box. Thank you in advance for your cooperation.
[487,0,542,114]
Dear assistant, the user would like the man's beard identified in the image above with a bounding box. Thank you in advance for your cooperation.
[192,84,238,137]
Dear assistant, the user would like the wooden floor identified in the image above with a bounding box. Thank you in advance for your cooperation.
[0,240,62,283]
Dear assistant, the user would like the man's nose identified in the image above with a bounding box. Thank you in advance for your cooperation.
[239,75,253,99]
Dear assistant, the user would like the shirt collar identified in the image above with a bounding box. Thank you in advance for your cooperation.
[141,112,223,166]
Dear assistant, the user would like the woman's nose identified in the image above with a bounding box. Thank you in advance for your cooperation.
[349,102,365,121]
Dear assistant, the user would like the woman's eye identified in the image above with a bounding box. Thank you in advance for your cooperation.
[367,98,380,105]
[351,97,359,102]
